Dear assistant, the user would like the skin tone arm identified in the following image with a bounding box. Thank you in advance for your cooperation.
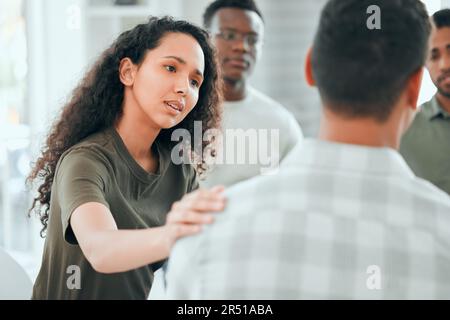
[70,186,226,274]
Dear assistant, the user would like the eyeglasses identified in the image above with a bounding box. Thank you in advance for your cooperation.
[214,29,261,46]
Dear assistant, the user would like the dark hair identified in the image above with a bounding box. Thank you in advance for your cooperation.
[203,0,264,29]
[27,16,222,236]
[311,0,431,122]
[432,9,450,29]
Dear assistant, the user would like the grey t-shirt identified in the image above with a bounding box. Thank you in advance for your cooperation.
[32,127,198,299]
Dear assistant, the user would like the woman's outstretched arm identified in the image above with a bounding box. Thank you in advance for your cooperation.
[70,186,226,274]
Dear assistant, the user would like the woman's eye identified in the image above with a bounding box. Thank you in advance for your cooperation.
[190,79,199,87]
[165,65,176,72]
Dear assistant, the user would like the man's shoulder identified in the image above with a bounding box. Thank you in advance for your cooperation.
[414,100,433,122]
[405,174,450,207]
[248,87,289,113]
[249,87,280,104]
[408,98,438,128]
[170,153,450,263]
[240,88,301,137]
[244,88,294,119]
[221,145,450,212]
[400,99,438,151]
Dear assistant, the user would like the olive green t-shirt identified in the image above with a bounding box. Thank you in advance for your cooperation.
[400,95,450,195]
[32,127,198,300]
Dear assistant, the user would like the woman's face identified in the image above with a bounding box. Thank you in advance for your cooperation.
[123,32,205,129]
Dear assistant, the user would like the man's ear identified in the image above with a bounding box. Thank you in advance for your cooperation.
[305,47,316,87]
[406,67,424,111]
[119,58,136,86]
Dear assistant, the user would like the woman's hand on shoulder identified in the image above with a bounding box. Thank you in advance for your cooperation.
[164,185,226,246]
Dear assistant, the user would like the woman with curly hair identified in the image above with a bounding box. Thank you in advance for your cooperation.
[27,16,225,299]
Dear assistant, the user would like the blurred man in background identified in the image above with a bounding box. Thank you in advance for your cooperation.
[400,9,450,195]
[200,0,303,188]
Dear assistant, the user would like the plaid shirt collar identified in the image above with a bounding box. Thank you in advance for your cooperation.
[283,138,415,179]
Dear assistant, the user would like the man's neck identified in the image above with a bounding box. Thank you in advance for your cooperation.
[435,92,450,114]
[318,110,400,149]
[223,78,247,101]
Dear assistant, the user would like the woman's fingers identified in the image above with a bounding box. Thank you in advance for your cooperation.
[177,198,225,212]
[172,198,220,212]
[167,210,215,225]
[176,188,226,212]
[169,224,202,239]
[209,185,225,193]
[165,186,227,242]
[184,186,225,201]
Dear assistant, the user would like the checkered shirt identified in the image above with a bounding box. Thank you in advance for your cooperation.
[166,139,450,299]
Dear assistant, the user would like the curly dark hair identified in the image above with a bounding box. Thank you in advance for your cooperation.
[27,16,222,237]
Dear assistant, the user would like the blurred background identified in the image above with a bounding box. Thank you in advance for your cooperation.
[0,0,447,286]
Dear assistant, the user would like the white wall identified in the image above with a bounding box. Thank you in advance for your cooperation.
[31,0,446,139]
[28,0,450,141]
[251,0,325,136]
[26,0,86,146]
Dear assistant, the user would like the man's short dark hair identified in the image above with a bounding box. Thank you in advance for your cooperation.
[311,0,431,122]
[203,0,264,29]
[432,9,450,29]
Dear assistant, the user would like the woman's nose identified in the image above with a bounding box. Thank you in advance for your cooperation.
[174,76,189,95]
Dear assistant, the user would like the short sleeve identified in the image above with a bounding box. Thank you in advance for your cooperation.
[56,148,110,245]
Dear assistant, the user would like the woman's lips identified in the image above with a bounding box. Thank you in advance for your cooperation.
[164,101,183,115]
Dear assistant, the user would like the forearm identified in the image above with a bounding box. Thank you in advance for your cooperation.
[72,188,225,274]
[86,226,172,274]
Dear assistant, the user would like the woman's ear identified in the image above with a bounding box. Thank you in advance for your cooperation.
[119,58,136,86]
[305,47,316,87]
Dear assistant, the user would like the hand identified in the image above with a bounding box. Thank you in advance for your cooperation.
[164,185,226,247]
